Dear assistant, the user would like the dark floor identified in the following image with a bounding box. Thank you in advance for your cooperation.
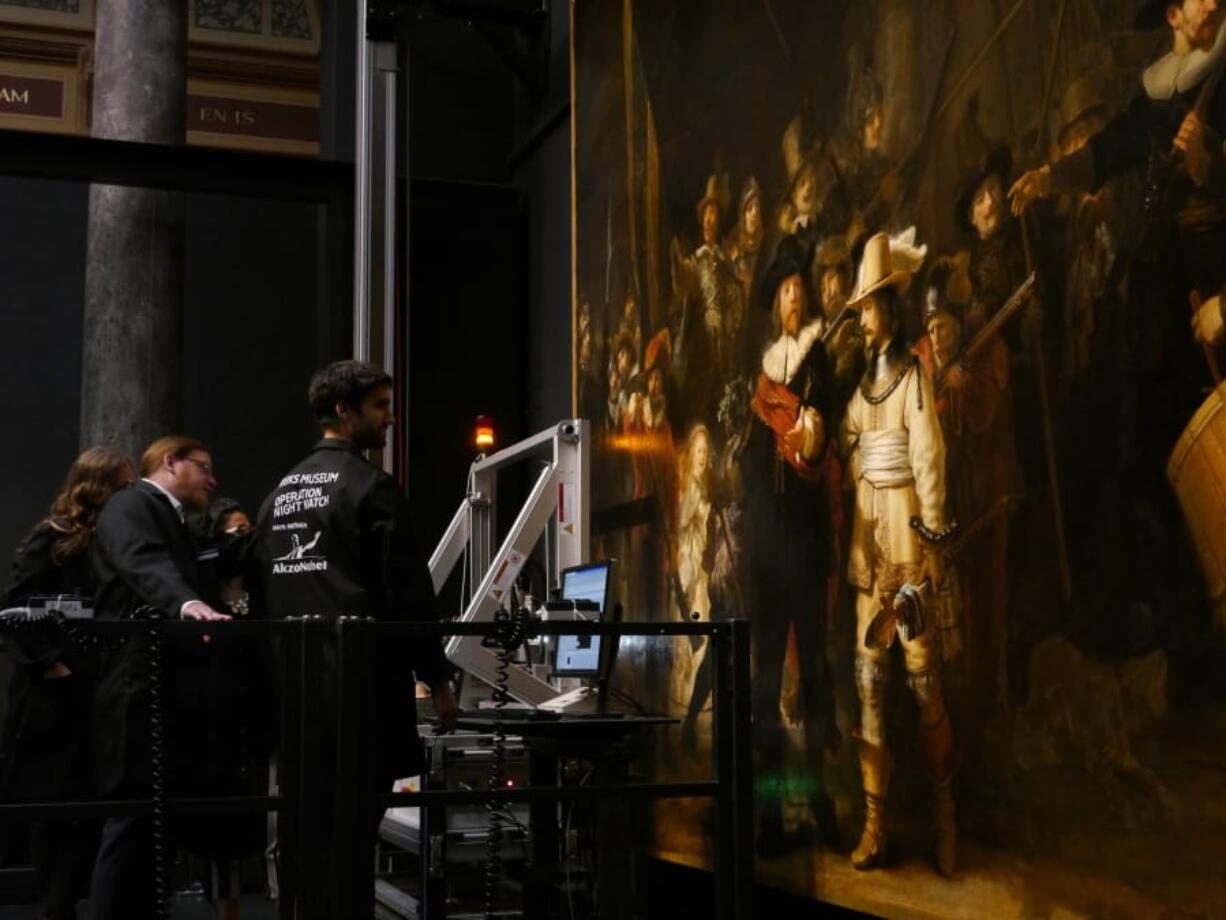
[0,893,279,920]
[636,856,875,919]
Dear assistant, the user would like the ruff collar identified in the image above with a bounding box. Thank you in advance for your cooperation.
[761,320,822,385]
[1143,22,1226,99]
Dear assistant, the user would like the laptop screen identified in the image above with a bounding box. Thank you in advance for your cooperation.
[553,562,611,676]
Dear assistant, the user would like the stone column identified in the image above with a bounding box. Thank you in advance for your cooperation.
[80,0,187,460]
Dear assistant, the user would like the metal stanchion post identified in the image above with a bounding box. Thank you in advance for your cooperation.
[298,616,329,920]
[333,616,376,917]
[714,619,753,920]
[277,617,304,920]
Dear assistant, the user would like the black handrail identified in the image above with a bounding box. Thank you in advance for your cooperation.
[0,614,753,919]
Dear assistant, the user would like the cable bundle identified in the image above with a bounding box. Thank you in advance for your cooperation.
[480,606,528,919]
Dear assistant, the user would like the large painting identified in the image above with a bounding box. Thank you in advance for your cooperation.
[573,0,1226,916]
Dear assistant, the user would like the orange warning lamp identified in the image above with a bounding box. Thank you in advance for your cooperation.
[475,416,496,450]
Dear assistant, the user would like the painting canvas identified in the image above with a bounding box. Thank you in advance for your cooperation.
[572,0,1226,916]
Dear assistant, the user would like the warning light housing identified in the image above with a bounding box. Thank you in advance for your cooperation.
[475,415,495,450]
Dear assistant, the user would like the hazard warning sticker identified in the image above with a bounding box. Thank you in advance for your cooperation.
[489,549,526,601]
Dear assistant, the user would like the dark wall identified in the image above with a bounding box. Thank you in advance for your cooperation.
[181,193,328,516]
[0,183,334,589]
[0,4,571,586]
[512,0,573,432]
[406,178,524,556]
[0,178,88,575]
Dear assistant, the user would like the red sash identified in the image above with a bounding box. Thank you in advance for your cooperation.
[751,372,822,480]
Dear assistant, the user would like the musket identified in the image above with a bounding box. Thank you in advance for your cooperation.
[603,191,613,310]
[1018,213,1073,604]
[820,303,857,345]
[934,270,1036,395]
[915,494,1014,560]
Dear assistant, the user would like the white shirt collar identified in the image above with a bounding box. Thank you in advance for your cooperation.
[761,320,822,385]
[1143,21,1226,99]
[142,478,185,522]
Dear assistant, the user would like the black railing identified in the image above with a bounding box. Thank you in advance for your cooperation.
[0,615,753,919]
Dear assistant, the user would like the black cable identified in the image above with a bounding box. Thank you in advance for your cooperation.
[480,606,528,920]
[135,605,172,920]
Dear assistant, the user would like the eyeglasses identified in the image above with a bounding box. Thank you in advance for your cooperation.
[180,456,215,478]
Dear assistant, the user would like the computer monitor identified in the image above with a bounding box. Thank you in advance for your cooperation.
[552,561,611,677]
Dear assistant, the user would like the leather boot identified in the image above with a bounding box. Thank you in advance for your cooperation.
[920,708,957,877]
[850,735,891,870]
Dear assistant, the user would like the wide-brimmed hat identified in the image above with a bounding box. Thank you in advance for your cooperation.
[695,172,731,228]
[757,234,815,312]
[644,328,671,375]
[954,145,1012,234]
[1134,0,1175,29]
[846,58,884,135]
[815,234,852,270]
[1056,66,1121,149]
[848,229,926,307]
[781,116,831,202]
[609,329,637,364]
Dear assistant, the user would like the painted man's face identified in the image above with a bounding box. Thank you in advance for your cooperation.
[616,345,633,380]
[743,195,761,237]
[821,265,847,319]
[648,367,664,398]
[928,312,961,362]
[971,173,1005,240]
[1171,0,1220,50]
[777,274,805,336]
[863,106,883,152]
[792,166,818,216]
[859,293,891,352]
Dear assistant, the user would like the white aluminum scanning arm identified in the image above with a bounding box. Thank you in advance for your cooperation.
[428,420,589,706]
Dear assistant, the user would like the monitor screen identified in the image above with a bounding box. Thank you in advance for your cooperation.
[560,562,610,612]
[554,562,611,677]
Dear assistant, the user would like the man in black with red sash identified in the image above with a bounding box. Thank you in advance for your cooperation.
[742,234,839,855]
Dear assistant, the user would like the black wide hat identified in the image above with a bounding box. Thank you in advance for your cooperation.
[1134,0,1173,30]
[953,144,1012,234]
[757,233,815,312]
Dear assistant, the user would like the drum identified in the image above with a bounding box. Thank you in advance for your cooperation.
[1167,380,1226,629]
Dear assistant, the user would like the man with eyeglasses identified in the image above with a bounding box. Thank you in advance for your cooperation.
[88,435,241,919]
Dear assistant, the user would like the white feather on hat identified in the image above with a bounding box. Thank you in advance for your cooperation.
[889,226,928,274]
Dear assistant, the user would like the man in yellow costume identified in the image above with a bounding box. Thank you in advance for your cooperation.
[840,231,957,877]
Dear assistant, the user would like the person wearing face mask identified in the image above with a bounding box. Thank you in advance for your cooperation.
[741,234,840,857]
[255,360,457,918]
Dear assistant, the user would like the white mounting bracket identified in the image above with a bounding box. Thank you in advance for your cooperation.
[428,419,589,705]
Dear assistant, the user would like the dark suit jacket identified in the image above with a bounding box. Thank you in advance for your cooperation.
[91,481,230,796]
[1,521,98,802]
